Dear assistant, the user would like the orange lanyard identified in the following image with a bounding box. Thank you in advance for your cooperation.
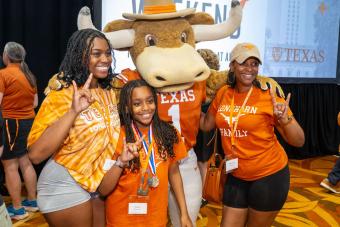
[229,86,253,149]
[6,119,19,151]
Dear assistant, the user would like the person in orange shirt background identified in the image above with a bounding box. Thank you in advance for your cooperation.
[100,79,192,227]
[0,42,39,220]
[27,29,120,227]
[0,54,12,227]
[200,43,305,227]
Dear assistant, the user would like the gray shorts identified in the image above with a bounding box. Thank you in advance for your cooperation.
[37,159,91,213]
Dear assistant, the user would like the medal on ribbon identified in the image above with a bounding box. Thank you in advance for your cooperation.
[133,123,159,195]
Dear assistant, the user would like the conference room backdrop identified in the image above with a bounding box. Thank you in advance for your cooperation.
[0,0,339,160]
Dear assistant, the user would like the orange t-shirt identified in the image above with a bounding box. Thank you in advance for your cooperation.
[208,85,291,181]
[0,64,37,119]
[105,126,187,227]
[27,86,120,192]
[119,68,206,150]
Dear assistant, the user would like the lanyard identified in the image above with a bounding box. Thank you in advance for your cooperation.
[132,123,156,176]
[229,86,253,149]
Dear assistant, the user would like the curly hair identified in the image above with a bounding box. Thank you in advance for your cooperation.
[197,49,220,70]
[58,28,114,89]
[119,80,178,170]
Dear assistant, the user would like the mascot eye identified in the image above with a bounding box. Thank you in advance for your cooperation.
[180,32,187,43]
[145,34,156,46]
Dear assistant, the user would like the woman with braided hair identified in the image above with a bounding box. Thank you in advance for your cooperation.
[27,29,120,227]
[0,42,38,220]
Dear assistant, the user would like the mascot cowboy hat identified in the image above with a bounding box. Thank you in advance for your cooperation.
[122,0,196,20]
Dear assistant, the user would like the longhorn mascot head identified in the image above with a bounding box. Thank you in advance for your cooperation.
[78,0,243,93]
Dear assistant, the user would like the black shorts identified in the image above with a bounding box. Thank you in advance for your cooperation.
[222,165,290,211]
[1,118,34,160]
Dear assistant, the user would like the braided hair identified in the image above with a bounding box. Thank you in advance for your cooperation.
[119,80,178,170]
[58,28,114,89]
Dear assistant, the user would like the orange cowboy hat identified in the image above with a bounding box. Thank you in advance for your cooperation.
[123,0,195,20]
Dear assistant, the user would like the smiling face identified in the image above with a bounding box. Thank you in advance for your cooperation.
[130,86,156,129]
[230,57,260,93]
[88,37,112,87]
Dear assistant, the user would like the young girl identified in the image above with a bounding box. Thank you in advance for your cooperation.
[98,80,193,227]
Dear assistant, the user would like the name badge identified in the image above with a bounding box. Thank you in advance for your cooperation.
[103,159,115,171]
[128,203,147,215]
[225,158,238,173]
[128,195,149,215]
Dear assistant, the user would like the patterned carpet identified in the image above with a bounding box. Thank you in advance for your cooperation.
[5,155,340,227]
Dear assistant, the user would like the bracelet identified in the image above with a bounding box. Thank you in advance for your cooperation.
[114,157,128,169]
[279,115,293,126]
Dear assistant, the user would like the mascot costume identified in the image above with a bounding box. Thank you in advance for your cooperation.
[47,0,284,225]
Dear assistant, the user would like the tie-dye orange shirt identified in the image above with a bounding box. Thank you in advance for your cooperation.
[27,86,120,192]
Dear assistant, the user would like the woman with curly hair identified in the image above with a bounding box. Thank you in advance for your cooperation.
[99,79,193,227]
[27,29,120,227]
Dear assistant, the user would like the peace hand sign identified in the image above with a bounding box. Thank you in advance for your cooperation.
[270,88,291,125]
[71,73,95,114]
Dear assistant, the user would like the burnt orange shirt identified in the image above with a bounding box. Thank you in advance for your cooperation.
[120,69,206,150]
[209,86,291,180]
[27,86,120,192]
[105,126,187,227]
[0,64,36,119]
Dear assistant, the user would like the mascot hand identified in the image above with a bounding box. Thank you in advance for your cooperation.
[206,69,227,102]
[44,73,67,95]
[45,73,123,99]
[256,75,285,98]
